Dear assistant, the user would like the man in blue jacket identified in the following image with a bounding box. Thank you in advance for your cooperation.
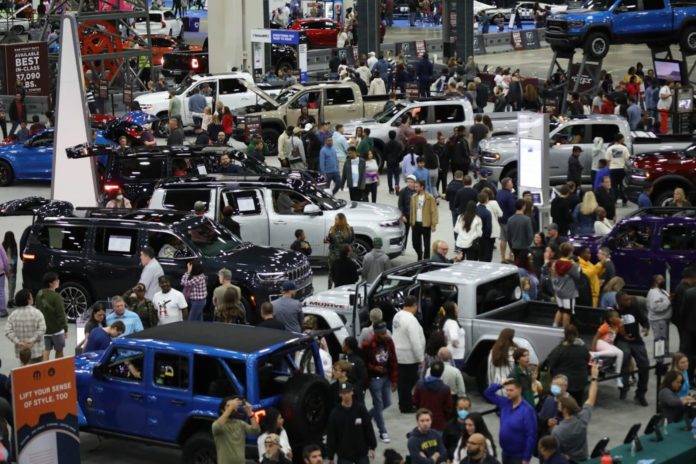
[415,52,434,97]
[319,136,341,194]
[496,177,517,261]
[484,379,538,464]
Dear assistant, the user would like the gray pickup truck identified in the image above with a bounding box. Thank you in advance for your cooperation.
[479,114,694,185]
[302,260,604,391]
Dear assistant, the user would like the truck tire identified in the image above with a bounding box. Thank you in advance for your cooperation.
[280,374,330,444]
[182,431,216,464]
[262,127,280,156]
[681,26,696,54]
[58,281,92,322]
[583,31,609,60]
[0,160,15,186]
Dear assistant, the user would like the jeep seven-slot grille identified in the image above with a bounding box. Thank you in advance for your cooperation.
[288,262,312,284]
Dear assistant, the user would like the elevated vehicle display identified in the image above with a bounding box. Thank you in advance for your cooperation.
[133,10,182,37]
[546,0,696,60]
[147,34,202,66]
[76,323,330,463]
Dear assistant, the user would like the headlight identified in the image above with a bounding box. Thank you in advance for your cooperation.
[257,272,285,282]
[569,20,585,28]
[140,104,152,110]
[380,219,400,228]
[631,169,650,180]
[481,151,500,161]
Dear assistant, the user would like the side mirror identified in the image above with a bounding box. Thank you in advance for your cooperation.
[92,362,105,380]
[303,204,322,215]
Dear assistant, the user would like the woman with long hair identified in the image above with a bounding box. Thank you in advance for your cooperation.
[599,276,625,308]
[216,286,246,324]
[454,200,482,260]
[325,213,354,288]
[220,106,235,140]
[670,352,691,398]
[546,324,591,404]
[181,259,207,321]
[509,347,537,405]
[440,301,465,368]
[487,328,518,393]
[659,370,696,422]
[256,408,292,461]
[573,191,598,235]
[363,149,380,203]
[2,231,17,310]
[530,232,546,275]
[522,84,541,111]
[452,412,498,462]
[667,187,692,207]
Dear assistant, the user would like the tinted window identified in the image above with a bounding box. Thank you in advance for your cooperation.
[105,348,144,383]
[187,219,242,256]
[326,88,355,105]
[642,0,665,9]
[162,189,211,211]
[615,223,653,249]
[193,355,241,397]
[590,124,621,141]
[433,104,465,123]
[94,227,138,255]
[29,132,53,147]
[37,225,87,252]
[410,106,429,125]
[147,231,193,259]
[476,273,521,315]
[219,78,246,94]
[163,11,176,20]
[116,158,165,180]
[660,225,696,251]
[617,0,638,11]
[153,353,189,389]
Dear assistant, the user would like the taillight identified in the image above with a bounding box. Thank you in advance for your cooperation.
[22,253,35,261]
[252,409,266,423]
[191,58,199,70]
[104,183,120,192]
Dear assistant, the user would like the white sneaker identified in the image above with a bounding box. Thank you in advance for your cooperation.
[617,377,624,388]
[380,433,391,443]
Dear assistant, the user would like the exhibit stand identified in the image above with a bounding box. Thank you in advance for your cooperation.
[517,112,551,222]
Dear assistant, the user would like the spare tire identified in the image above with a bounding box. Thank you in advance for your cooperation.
[280,374,330,444]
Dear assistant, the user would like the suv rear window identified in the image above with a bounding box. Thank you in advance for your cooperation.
[37,225,88,252]
[162,189,211,211]
[116,158,166,180]
[660,225,696,251]
[476,273,521,315]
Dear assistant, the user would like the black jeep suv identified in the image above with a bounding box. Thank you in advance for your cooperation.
[20,205,312,321]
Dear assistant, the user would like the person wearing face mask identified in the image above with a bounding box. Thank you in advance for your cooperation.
[537,375,569,438]
[453,414,498,463]
[105,188,132,208]
[442,396,472,460]
[458,432,500,464]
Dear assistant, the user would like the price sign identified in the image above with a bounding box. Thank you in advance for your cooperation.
[98,80,108,99]
[1,41,49,96]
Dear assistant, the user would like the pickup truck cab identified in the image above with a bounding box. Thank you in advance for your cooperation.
[239,81,390,155]
[479,114,693,185]
[571,207,696,292]
[546,0,696,60]
[303,260,604,391]
[76,322,330,463]
[135,73,260,137]
[149,177,405,263]
[341,97,517,168]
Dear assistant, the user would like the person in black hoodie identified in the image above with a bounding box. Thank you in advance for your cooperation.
[615,291,650,406]
[445,171,465,230]
[326,382,377,464]
[550,185,573,237]
[544,325,591,405]
[384,130,404,194]
[447,126,471,176]
[303,124,322,171]
[407,409,448,464]
[433,132,450,195]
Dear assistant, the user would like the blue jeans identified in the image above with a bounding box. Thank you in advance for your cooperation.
[188,299,206,321]
[325,171,341,194]
[369,376,392,434]
[386,165,400,192]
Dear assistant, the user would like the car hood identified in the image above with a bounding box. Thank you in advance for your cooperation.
[135,91,170,105]
[550,9,602,19]
[569,234,604,253]
[227,244,309,273]
[303,284,358,314]
[75,351,103,376]
[338,201,401,222]
[479,135,518,153]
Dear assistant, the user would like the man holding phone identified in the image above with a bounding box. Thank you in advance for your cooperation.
[212,395,260,464]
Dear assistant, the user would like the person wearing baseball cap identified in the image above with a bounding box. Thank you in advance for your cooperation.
[270,281,303,333]
[326,381,377,464]
[474,168,498,197]
[261,433,291,464]
[545,223,567,248]
[398,174,418,251]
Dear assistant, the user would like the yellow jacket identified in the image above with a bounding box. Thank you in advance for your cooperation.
[578,257,604,307]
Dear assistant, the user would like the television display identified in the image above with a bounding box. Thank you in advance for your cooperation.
[518,138,543,189]
[654,59,683,83]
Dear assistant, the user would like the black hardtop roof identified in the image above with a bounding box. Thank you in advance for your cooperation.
[41,208,198,227]
[125,321,309,354]
[157,177,301,190]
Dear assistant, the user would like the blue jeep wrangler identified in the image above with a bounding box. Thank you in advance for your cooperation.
[545,0,696,60]
[75,322,330,463]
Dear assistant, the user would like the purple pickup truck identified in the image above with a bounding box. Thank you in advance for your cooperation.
[570,207,696,292]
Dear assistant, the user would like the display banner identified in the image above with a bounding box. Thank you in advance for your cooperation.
[511,31,524,51]
[0,41,50,96]
[567,63,600,93]
[12,357,80,464]
[521,29,540,49]
[415,40,426,57]
[473,34,486,55]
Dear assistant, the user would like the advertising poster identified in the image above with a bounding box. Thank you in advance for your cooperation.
[511,31,524,51]
[1,41,50,96]
[473,34,486,55]
[567,63,600,94]
[12,357,80,464]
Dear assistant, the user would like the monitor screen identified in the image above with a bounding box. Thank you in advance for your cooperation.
[654,59,683,83]
[518,138,543,190]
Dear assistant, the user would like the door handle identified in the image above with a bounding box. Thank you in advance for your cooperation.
[273,220,287,224]
[130,393,144,400]
[170,399,186,406]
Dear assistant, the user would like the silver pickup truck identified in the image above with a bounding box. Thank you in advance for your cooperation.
[479,114,694,185]
[302,260,604,391]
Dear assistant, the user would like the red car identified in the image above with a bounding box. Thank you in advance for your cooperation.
[146,35,202,66]
[289,18,341,48]
[625,144,696,206]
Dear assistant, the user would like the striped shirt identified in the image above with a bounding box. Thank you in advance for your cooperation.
[5,306,46,359]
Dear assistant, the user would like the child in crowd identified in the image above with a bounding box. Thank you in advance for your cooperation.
[521,277,532,301]
[290,229,312,256]
[590,310,624,387]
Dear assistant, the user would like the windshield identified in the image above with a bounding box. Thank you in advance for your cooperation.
[174,76,196,95]
[274,87,301,105]
[581,0,613,10]
[374,103,406,124]
[185,219,243,256]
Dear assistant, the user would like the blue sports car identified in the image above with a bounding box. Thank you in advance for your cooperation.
[0,129,113,186]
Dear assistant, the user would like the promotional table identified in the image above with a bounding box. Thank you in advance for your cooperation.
[584,422,696,463]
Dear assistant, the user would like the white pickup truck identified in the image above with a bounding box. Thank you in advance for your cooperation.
[134,73,281,137]
[303,260,605,391]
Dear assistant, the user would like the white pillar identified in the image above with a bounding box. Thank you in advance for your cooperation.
[208,0,265,74]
